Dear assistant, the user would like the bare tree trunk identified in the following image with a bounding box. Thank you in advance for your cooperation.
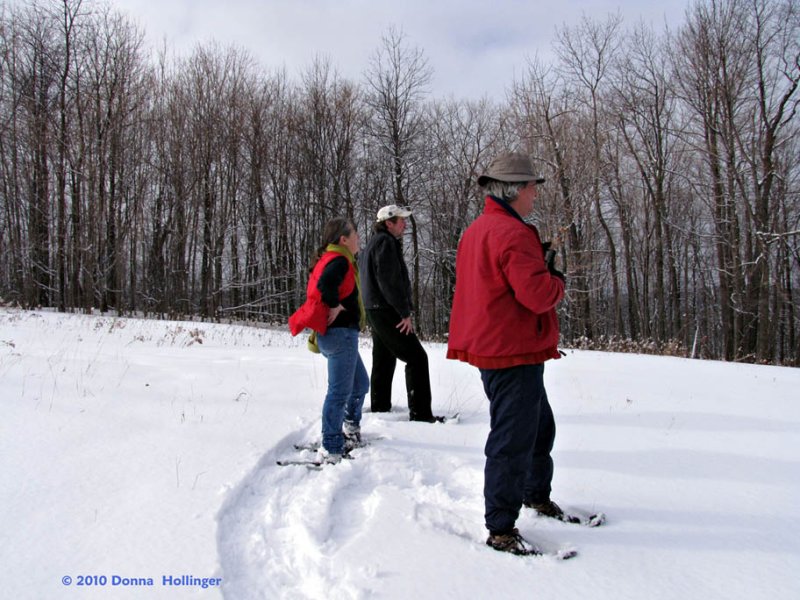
[365,27,432,332]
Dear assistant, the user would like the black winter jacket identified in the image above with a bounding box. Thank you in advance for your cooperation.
[359,230,413,318]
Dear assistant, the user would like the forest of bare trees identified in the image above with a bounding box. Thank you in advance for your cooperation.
[1,0,798,365]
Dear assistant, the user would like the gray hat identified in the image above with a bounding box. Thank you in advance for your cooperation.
[477,152,546,187]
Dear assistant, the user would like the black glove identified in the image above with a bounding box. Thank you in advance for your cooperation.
[542,241,556,270]
[542,241,562,281]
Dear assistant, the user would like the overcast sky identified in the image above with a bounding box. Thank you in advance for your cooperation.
[82,0,691,98]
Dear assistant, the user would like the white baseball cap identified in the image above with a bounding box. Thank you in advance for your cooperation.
[376,204,412,222]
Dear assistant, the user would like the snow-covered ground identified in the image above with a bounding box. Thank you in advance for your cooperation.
[1,309,798,600]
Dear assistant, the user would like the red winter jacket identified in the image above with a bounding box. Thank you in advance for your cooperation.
[446,197,564,369]
[288,251,357,336]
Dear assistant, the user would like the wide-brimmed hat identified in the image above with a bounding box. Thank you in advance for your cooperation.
[376,205,412,222]
[477,152,546,187]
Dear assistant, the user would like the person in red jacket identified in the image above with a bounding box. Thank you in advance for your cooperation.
[289,218,368,463]
[447,152,568,555]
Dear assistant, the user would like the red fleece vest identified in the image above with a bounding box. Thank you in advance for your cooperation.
[288,251,356,336]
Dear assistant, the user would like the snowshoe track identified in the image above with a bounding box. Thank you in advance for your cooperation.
[215,417,490,599]
[216,413,580,599]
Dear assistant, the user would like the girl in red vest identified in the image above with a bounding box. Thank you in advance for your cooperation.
[289,218,368,463]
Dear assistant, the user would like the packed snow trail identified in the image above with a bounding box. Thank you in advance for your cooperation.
[215,410,589,600]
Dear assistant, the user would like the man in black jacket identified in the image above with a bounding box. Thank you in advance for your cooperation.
[360,205,442,422]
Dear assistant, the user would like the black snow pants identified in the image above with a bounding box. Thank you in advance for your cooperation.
[366,308,434,421]
[480,363,555,535]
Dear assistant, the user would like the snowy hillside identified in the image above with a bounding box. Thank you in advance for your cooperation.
[1,309,798,600]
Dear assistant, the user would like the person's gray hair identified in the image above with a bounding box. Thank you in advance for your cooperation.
[482,179,527,202]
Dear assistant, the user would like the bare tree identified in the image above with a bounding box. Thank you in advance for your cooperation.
[364,26,432,322]
[555,12,625,338]
[420,97,499,336]
[509,57,598,340]
[675,0,799,362]
[736,0,800,361]
[16,2,57,307]
[610,22,686,343]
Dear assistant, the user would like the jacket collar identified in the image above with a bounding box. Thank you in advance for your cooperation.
[376,227,402,245]
[485,195,526,224]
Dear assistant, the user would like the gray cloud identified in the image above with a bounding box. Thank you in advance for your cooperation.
[106,0,688,98]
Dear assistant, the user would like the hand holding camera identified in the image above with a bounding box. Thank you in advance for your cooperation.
[542,241,565,283]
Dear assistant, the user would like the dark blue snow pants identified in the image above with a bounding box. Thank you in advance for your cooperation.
[480,363,555,535]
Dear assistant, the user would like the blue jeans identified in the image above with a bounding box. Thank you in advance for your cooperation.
[317,327,369,454]
[480,363,555,535]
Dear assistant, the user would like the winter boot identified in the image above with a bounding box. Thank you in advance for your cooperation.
[485,528,541,556]
[343,420,362,447]
[410,414,446,423]
[524,499,580,524]
[317,448,343,465]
